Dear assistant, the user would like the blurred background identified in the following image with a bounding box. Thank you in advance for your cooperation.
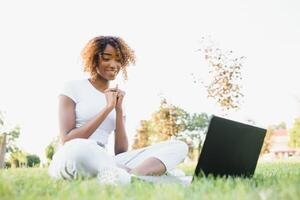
[0,0,300,168]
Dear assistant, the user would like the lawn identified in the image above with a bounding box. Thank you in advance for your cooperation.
[0,161,300,200]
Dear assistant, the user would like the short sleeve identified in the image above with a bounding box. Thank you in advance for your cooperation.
[59,81,78,103]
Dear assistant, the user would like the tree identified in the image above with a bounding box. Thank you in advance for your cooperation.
[9,149,27,168]
[260,122,288,155]
[181,112,210,132]
[175,107,209,143]
[0,133,6,168]
[5,161,11,168]
[132,98,210,159]
[260,125,275,155]
[0,112,6,168]
[45,136,60,161]
[26,154,40,167]
[45,144,55,161]
[132,120,152,149]
[0,111,21,168]
[275,122,287,130]
[289,117,300,148]
[132,99,181,149]
[4,126,20,153]
[150,99,184,142]
[175,110,210,159]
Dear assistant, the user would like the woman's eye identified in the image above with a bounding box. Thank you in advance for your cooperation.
[102,57,110,61]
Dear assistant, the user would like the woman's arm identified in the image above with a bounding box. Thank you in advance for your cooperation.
[114,87,128,155]
[114,110,128,155]
[59,95,114,144]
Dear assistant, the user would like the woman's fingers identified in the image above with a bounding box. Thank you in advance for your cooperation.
[104,87,118,93]
[105,87,124,94]
[104,86,125,99]
[117,91,125,98]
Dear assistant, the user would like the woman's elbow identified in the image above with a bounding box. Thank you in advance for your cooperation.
[60,133,69,145]
[115,147,128,155]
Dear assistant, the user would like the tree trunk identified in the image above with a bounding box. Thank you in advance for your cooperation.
[0,133,7,168]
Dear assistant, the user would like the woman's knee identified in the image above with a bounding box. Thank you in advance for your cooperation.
[49,140,92,179]
[64,139,95,161]
[155,140,189,156]
[156,140,188,170]
[64,141,94,172]
[169,140,189,158]
[64,139,115,176]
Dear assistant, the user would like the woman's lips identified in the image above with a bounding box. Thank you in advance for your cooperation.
[107,70,117,75]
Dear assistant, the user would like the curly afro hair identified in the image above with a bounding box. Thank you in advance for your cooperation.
[81,36,136,81]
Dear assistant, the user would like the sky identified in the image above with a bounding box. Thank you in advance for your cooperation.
[0,0,300,163]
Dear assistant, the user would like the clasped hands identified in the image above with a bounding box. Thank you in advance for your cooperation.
[104,85,125,112]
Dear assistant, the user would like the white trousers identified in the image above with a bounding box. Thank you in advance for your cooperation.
[48,138,188,179]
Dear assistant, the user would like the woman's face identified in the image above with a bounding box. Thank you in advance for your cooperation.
[97,44,122,81]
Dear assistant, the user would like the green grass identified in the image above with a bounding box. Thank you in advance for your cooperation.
[1,162,300,200]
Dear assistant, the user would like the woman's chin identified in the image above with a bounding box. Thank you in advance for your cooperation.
[103,73,118,81]
[107,76,117,81]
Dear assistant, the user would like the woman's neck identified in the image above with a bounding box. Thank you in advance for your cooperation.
[90,76,109,92]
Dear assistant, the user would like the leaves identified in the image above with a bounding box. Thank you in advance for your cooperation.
[132,98,210,150]
[45,136,60,161]
[289,117,300,148]
[132,120,152,149]
[0,111,21,168]
[196,36,245,111]
[26,154,41,167]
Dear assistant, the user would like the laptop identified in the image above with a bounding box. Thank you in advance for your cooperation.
[193,115,266,179]
[136,115,266,184]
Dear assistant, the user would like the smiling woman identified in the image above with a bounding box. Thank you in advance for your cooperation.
[81,36,135,82]
[48,36,188,184]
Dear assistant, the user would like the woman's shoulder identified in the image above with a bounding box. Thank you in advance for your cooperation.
[59,78,89,102]
[62,78,88,89]
[63,78,88,85]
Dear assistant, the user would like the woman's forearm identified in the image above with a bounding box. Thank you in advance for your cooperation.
[114,110,128,155]
[62,106,114,144]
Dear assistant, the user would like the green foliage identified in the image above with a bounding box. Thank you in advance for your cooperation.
[276,121,287,129]
[45,136,59,161]
[0,111,21,153]
[9,149,27,168]
[26,154,41,167]
[0,162,300,200]
[0,135,6,168]
[0,111,21,168]
[132,99,210,150]
[5,152,40,168]
[5,126,21,153]
[4,161,11,168]
[175,107,209,132]
[289,117,300,147]
[0,113,3,126]
[45,144,55,161]
[175,110,210,159]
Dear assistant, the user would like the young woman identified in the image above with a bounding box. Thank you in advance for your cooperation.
[48,36,188,184]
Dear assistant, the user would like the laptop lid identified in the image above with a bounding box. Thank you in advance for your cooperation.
[193,115,266,179]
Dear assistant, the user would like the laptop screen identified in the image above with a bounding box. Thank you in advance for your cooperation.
[193,115,266,178]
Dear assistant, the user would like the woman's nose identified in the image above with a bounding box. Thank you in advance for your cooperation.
[110,61,121,70]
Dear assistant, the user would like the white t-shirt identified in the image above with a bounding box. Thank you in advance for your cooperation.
[60,78,124,146]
